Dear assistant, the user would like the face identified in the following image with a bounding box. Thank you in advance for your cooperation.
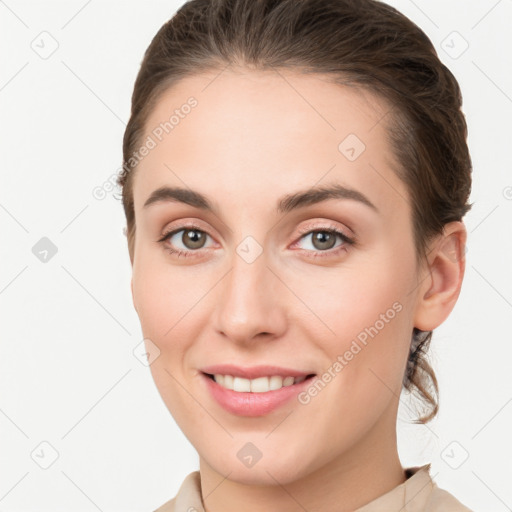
[130,67,424,485]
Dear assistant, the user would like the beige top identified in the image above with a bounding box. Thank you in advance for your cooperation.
[154,464,473,512]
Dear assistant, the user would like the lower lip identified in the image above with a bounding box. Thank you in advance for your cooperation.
[201,373,316,417]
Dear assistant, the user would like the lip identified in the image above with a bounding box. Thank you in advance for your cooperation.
[200,364,314,380]
[200,367,317,417]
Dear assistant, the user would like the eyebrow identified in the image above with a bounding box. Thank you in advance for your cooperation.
[143,183,378,214]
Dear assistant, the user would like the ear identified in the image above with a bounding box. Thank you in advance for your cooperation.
[413,221,467,331]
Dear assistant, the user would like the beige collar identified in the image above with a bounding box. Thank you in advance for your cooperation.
[355,464,433,511]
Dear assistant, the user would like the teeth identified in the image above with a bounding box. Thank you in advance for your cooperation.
[233,376,251,392]
[212,374,308,392]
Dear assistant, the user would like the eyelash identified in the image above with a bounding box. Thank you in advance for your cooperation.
[157,223,355,260]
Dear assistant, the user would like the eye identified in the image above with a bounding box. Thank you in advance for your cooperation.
[157,223,355,259]
[157,225,214,258]
[293,225,355,258]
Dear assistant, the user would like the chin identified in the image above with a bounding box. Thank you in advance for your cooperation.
[216,461,306,486]
[200,441,317,487]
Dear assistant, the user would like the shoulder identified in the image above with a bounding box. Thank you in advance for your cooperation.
[425,483,474,512]
[152,471,203,512]
[406,464,473,511]
[153,496,176,512]
[356,464,474,512]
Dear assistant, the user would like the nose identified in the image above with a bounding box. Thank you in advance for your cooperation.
[212,248,288,346]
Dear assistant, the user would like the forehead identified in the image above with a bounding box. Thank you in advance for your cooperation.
[144,67,390,149]
[132,67,409,220]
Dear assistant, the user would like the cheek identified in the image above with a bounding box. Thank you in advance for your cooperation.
[131,249,226,411]
[132,248,203,334]
[327,307,409,406]
[132,257,204,422]
[299,258,414,401]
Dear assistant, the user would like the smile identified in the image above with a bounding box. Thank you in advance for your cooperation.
[206,373,312,392]
[201,369,317,417]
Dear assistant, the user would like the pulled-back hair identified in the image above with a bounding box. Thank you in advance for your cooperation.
[117,0,472,423]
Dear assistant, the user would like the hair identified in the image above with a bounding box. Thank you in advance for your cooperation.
[117,0,472,423]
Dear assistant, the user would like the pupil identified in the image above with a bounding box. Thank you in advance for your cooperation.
[185,229,204,249]
[313,231,335,250]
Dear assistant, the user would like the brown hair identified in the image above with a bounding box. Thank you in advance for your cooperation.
[117,0,472,423]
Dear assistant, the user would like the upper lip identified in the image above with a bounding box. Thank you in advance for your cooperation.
[201,364,315,380]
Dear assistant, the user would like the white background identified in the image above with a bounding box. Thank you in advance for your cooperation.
[1,1,511,510]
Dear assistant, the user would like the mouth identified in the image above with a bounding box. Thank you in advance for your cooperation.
[202,372,316,393]
[200,367,317,417]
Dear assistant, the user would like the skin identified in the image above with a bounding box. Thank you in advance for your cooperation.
[129,67,467,512]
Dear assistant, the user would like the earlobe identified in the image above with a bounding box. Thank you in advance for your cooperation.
[413,221,467,332]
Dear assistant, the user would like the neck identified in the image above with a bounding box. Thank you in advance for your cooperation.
[198,410,406,512]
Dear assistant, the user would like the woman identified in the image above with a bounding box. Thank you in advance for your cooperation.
[117,0,473,510]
